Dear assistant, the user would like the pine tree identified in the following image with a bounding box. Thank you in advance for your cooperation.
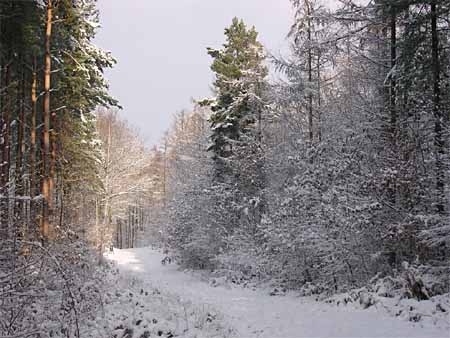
[206,18,267,168]
[186,18,270,267]
[0,1,121,334]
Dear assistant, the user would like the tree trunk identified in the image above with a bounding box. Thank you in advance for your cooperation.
[317,52,321,143]
[95,197,103,264]
[15,68,25,190]
[41,0,53,241]
[15,65,26,236]
[390,5,397,138]
[306,1,313,144]
[387,4,397,205]
[431,1,445,214]
[100,118,112,259]
[1,61,11,239]
[30,55,37,234]
[163,136,167,207]
[50,110,57,218]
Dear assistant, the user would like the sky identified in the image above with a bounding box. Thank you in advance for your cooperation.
[94,0,294,146]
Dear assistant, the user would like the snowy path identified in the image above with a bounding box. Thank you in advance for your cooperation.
[108,248,448,338]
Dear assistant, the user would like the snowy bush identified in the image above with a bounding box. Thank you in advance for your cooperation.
[0,239,108,338]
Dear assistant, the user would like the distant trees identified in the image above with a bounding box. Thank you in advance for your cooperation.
[163,106,216,267]
[95,109,154,253]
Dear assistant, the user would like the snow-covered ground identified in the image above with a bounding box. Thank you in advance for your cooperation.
[107,247,449,338]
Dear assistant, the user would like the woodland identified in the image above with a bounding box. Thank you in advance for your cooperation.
[0,0,449,337]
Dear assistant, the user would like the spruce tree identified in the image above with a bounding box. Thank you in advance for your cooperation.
[203,18,269,261]
[206,18,267,170]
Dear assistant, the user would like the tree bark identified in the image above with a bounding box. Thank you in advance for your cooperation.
[15,69,25,185]
[15,64,26,235]
[41,0,53,241]
[1,61,11,239]
[30,55,37,233]
[50,110,57,218]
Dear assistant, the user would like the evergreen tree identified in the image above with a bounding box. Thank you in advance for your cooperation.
[205,18,269,259]
[206,17,267,168]
[0,1,122,335]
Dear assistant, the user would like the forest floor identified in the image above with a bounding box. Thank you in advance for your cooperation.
[106,247,449,338]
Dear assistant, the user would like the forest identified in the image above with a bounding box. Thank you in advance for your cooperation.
[163,0,450,292]
[0,0,449,337]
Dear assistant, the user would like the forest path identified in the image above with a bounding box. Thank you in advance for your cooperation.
[108,247,447,338]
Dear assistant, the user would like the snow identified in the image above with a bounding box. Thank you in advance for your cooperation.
[107,247,450,338]
[89,255,232,338]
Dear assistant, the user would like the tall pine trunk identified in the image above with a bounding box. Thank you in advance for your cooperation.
[41,0,53,241]
[50,111,56,218]
[1,61,11,239]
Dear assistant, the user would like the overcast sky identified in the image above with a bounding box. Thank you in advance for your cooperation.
[95,0,294,146]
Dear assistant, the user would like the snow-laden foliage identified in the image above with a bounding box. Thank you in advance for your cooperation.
[163,3,450,298]
[0,239,107,337]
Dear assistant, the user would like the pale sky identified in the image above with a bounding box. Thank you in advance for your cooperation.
[95,0,294,146]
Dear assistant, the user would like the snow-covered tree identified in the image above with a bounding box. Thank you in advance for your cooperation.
[205,17,268,251]
[95,109,154,253]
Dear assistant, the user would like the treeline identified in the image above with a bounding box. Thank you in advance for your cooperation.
[0,0,160,250]
[0,1,157,336]
[0,0,116,244]
[95,109,165,251]
[163,0,450,295]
